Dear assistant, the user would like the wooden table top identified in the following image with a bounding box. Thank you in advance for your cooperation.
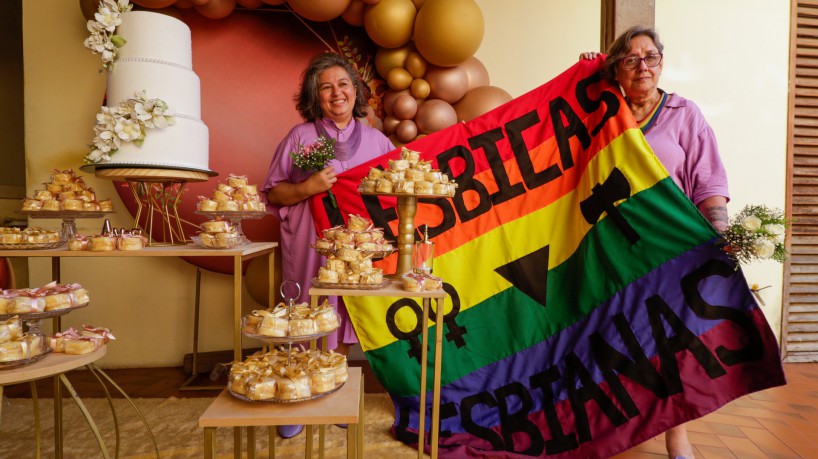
[0,346,107,385]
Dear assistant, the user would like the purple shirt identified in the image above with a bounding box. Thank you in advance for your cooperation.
[644,93,730,205]
[261,117,394,349]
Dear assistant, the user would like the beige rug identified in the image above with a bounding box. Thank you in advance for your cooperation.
[0,394,422,458]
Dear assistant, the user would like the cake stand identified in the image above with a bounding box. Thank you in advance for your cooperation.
[194,210,266,241]
[88,166,214,246]
[360,191,452,277]
[0,303,89,337]
[21,210,114,242]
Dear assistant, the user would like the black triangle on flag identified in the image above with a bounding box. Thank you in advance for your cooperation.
[494,245,550,307]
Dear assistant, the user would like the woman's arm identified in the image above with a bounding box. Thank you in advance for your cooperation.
[697,195,728,232]
[266,165,337,207]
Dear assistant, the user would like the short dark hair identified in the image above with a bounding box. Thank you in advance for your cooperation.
[601,26,664,83]
[295,52,369,121]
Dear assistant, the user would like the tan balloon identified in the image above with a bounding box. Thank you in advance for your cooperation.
[415,99,457,135]
[454,86,513,122]
[392,93,418,120]
[361,0,380,3]
[364,0,417,49]
[194,0,236,18]
[189,0,210,6]
[389,134,404,148]
[411,0,426,7]
[260,0,287,4]
[460,56,490,90]
[425,65,468,104]
[288,0,351,21]
[383,115,400,135]
[404,51,427,78]
[387,67,413,91]
[383,88,411,116]
[375,46,411,81]
[341,0,366,26]
[237,0,264,7]
[396,119,419,143]
[413,0,484,67]
[175,0,195,9]
[410,78,431,99]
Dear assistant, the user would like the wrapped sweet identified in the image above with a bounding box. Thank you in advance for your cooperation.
[117,230,148,251]
[414,181,433,195]
[0,317,22,344]
[347,214,372,232]
[375,178,393,193]
[310,369,336,394]
[247,376,277,401]
[44,292,74,311]
[99,199,114,212]
[402,273,425,292]
[400,147,421,165]
[388,159,410,171]
[217,200,240,212]
[227,174,248,188]
[89,235,116,252]
[201,220,232,233]
[42,199,60,211]
[68,235,90,251]
[21,198,43,211]
[394,180,415,194]
[34,190,54,201]
[50,325,113,355]
[404,169,425,181]
[325,258,346,272]
[367,168,383,180]
[257,311,288,337]
[0,334,43,362]
[197,198,218,212]
[9,294,45,314]
[313,307,340,333]
[83,202,101,211]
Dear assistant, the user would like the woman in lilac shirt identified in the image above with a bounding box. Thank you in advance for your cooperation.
[582,26,730,459]
[261,52,394,437]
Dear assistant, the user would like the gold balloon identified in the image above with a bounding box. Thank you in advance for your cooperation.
[387,67,413,91]
[261,0,287,4]
[341,0,366,26]
[415,98,457,135]
[190,0,210,6]
[392,93,418,120]
[383,88,411,115]
[364,0,417,49]
[454,86,513,122]
[411,0,426,7]
[425,65,468,104]
[460,56,490,90]
[410,78,431,99]
[195,0,236,18]
[375,46,412,81]
[362,0,380,3]
[413,0,484,67]
[288,0,351,22]
[396,119,419,143]
[404,51,427,78]
[175,0,195,8]
[237,0,264,7]
[383,114,400,134]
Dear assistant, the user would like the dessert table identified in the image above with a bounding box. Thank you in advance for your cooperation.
[0,347,158,459]
[309,281,447,459]
[1,242,278,387]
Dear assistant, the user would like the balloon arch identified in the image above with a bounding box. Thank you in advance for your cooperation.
[79,0,513,146]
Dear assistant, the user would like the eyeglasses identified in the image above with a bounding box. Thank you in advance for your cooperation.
[620,53,663,70]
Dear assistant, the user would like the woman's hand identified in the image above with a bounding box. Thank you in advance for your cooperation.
[579,52,601,61]
[306,165,337,195]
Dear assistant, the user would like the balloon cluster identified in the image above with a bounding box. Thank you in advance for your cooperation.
[82,0,514,145]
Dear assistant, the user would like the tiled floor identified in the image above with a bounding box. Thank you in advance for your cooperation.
[4,362,817,458]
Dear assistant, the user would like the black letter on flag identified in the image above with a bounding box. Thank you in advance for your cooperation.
[564,353,629,444]
[681,259,764,366]
[460,391,506,451]
[529,366,579,454]
[438,145,492,223]
[645,295,727,393]
[506,110,564,189]
[495,382,545,455]
[549,96,591,170]
[580,167,640,244]
[575,72,621,136]
[468,127,526,205]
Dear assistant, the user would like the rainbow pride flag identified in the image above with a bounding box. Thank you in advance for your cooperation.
[310,58,786,458]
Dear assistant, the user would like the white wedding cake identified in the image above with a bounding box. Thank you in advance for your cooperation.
[98,11,211,172]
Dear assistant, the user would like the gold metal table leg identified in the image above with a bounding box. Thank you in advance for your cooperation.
[204,427,216,459]
[247,426,256,459]
[431,297,445,459]
[418,297,431,459]
[59,374,110,458]
[234,427,242,458]
[268,426,276,458]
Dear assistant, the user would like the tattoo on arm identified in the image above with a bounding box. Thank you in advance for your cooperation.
[704,205,729,231]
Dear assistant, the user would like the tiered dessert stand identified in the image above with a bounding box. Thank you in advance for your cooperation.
[21,210,114,244]
[195,210,266,243]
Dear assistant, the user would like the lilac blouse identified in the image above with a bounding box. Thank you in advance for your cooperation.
[644,93,730,205]
[260,117,394,349]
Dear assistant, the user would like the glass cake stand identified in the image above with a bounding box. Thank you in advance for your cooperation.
[22,210,114,242]
[194,211,266,241]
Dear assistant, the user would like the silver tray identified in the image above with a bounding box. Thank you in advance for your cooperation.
[21,210,114,219]
[0,240,65,250]
[310,245,395,259]
[311,278,391,290]
[227,380,344,403]
[242,327,337,344]
[195,211,266,219]
[0,347,53,370]
[0,302,88,322]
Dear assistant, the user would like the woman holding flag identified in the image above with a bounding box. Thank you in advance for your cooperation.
[582,25,730,459]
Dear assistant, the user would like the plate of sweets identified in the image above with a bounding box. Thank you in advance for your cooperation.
[310,214,395,260]
[0,227,63,250]
[21,168,114,215]
[241,298,339,343]
[227,346,348,403]
[49,325,115,355]
[0,316,50,369]
[358,147,458,197]
[195,173,266,217]
[192,219,246,249]
[0,281,90,320]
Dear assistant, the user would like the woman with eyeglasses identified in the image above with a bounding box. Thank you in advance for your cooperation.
[582,26,729,459]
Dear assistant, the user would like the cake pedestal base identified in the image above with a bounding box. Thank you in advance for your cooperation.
[94,168,211,246]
